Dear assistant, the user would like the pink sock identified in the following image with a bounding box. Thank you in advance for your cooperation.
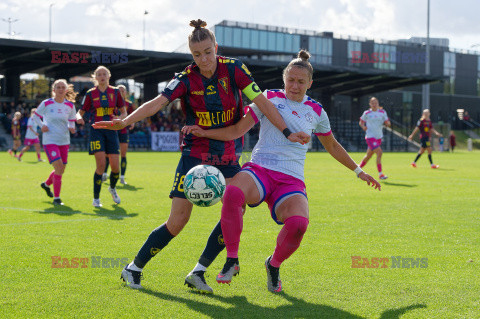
[270,216,309,268]
[359,160,366,168]
[53,174,62,198]
[221,185,245,259]
[37,153,41,160]
[18,153,23,159]
[377,163,382,173]
[46,171,55,186]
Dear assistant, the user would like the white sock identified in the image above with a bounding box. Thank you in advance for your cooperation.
[54,197,60,200]
[192,263,207,273]
[127,261,143,272]
[120,175,125,179]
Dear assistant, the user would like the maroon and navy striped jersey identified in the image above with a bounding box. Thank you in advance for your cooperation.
[81,86,125,123]
[161,55,257,163]
[417,119,432,139]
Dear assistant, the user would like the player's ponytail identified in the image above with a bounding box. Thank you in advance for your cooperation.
[283,49,314,81]
[188,19,216,45]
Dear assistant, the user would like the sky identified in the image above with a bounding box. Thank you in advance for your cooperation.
[1,0,479,53]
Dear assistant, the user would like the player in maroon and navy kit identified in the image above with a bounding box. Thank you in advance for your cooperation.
[76,66,127,207]
[7,111,22,157]
[93,19,309,293]
[408,109,443,168]
[102,84,135,185]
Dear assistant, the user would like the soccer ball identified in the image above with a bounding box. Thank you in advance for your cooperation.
[184,165,226,207]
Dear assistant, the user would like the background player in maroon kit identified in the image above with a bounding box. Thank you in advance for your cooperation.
[408,109,442,168]
[7,111,22,157]
[76,66,127,207]
[102,84,135,185]
[93,19,309,293]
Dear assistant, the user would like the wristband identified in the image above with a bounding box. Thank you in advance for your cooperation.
[283,128,292,139]
[354,166,363,176]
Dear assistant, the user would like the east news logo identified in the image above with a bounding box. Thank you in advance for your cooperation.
[351,256,428,268]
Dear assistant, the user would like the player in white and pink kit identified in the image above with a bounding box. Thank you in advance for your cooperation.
[183,50,381,293]
[17,108,44,162]
[358,97,391,180]
[34,79,77,206]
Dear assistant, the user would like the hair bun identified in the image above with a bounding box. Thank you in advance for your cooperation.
[298,50,311,61]
[189,19,207,29]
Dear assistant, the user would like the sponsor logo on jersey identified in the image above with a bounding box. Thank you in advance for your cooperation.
[196,107,236,127]
[277,104,285,109]
[305,112,313,123]
[206,85,217,95]
[292,111,300,118]
[191,91,204,95]
[241,63,252,76]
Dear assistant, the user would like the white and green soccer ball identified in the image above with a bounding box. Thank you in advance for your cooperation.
[184,165,226,207]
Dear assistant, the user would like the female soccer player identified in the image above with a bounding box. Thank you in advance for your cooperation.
[76,66,127,207]
[35,79,77,205]
[408,109,442,168]
[93,19,309,293]
[358,97,391,180]
[183,50,381,292]
[7,111,22,157]
[102,85,135,185]
[17,108,44,162]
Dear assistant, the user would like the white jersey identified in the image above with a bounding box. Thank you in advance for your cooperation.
[246,90,331,181]
[33,98,76,146]
[25,117,40,139]
[360,109,389,139]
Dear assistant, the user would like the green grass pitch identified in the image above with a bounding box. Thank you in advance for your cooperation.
[1,150,479,318]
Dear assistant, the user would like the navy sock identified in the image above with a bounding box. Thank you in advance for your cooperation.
[93,173,102,199]
[121,157,127,176]
[110,172,119,188]
[104,157,109,173]
[414,153,422,162]
[135,224,174,268]
[428,154,433,164]
[198,220,225,268]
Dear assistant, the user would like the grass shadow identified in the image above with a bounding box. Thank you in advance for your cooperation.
[118,184,144,191]
[93,205,138,220]
[382,182,418,188]
[39,202,81,216]
[140,288,427,319]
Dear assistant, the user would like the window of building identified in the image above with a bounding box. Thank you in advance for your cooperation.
[374,44,396,71]
[348,41,362,67]
[308,37,332,65]
[443,52,456,94]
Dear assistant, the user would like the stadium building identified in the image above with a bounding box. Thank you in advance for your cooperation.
[0,20,479,151]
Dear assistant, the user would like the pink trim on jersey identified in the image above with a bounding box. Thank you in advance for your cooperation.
[44,99,55,106]
[304,100,323,118]
[65,101,74,109]
[245,105,259,124]
[68,119,76,122]
[266,90,286,99]
[314,131,332,136]
[34,111,43,119]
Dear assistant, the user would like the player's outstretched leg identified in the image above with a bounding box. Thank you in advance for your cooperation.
[265,256,282,293]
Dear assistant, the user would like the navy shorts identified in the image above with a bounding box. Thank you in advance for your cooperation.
[118,132,129,144]
[169,155,241,199]
[88,128,120,155]
[420,136,431,148]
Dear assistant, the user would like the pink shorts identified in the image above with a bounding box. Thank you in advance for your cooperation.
[24,138,40,146]
[241,162,307,225]
[366,137,382,150]
[44,144,70,164]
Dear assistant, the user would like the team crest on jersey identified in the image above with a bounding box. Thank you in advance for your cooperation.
[305,112,313,123]
[277,104,285,109]
[219,77,229,94]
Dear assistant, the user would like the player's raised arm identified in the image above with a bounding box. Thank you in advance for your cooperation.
[92,94,169,130]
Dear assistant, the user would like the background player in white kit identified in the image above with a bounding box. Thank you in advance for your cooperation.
[17,108,44,162]
[358,97,391,180]
[35,79,77,206]
[183,50,381,292]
